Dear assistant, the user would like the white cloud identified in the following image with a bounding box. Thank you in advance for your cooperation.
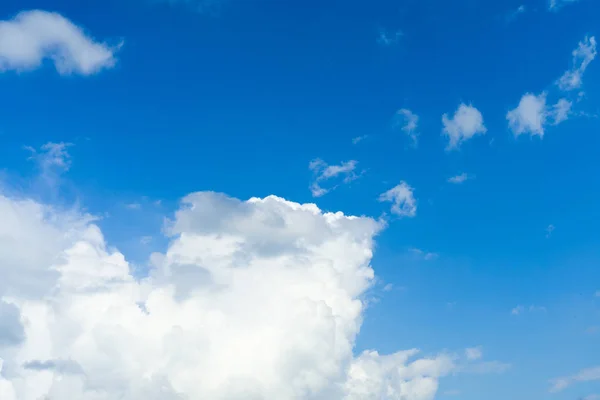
[352,135,368,145]
[309,159,360,197]
[0,190,507,399]
[465,347,483,361]
[379,181,417,218]
[0,10,120,75]
[394,109,419,146]
[511,305,546,315]
[377,29,402,46]
[447,173,472,184]
[548,0,579,11]
[442,104,486,150]
[583,394,600,400]
[557,36,597,91]
[507,93,571,137]
[546,224,555,238]
[550,366,600,393]
[409,248,438,261]
[507,93,547,137]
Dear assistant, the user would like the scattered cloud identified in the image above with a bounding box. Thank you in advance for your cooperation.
[465,346,483,361]
[25,142,73,188]
[352,135,368,144]
[511,305,547,315]
[377,28,403,46]
[507,93,548,136]
[0,189,499,399]
[550,366,600,393]
[0,10,120,75]
[309,158,360,197]
[594,290,600,297]
[409,247,438,261]
[507,5,526,21]
[125,202,142,210]
[583,395,600,400]
[447,173,473,184]
[507,93,571,137]
[379,181,417,218]
[546,224,555,238]
[557,36,597,92]
[548,0,579,11]
[140,236,153,245]
[442,104,487,150]
[393,108,419,146]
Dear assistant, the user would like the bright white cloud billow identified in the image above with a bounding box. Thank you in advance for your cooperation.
[557,36,597,92]
[0,190,508,399]
[0,10,120,75]
[442,104,486,150]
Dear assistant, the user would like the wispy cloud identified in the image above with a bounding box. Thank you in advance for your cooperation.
[393,109,419,146]
[550,366,600,392]
[379,181,417,218]
[352,135,369,145]
[309,159,361,197]
[557,36,597,92]
[511,305,547,315]
[409,247,438,261]
[377,28,403,46]
[447,173,473,184]
[546,224,555,238]
[507,93,572,137]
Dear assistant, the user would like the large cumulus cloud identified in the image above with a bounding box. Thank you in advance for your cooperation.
[0,191,463,399]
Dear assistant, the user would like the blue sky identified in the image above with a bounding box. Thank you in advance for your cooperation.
[0,0,599,399]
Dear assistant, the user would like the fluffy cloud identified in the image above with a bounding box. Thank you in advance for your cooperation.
[309,159,360,197]
[550,366,600,393]
[393,109,419,146]
[0,190,507,399]
[0,10,120,75]
[379,182,417,218]
[506,93,571,137]
[442,104,486,150]
[557,36,597,91]
[465,347,483,361]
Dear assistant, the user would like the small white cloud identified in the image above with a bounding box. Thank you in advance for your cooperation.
[447,173,472,184]
[309,158,360,197]
[409,247,438,261]
[551,98,572,125]
[140,236,152,245]
[507,93,572,137]
[507,5,526,21]
[512,304,546,315]
[465,346,483,361]
[377,28,402,46]
[352,135,368,144]
[550,366,600,393]
[0,10,120,75]
[511,305,525,315]
[507,92,547,137]
[442,104,487,150]
[379,181,417,218]
[394,108,419,146]
[557,36,596,91]
[546,224,555,238]
[594,290,600,297]
[125,203,142,210]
